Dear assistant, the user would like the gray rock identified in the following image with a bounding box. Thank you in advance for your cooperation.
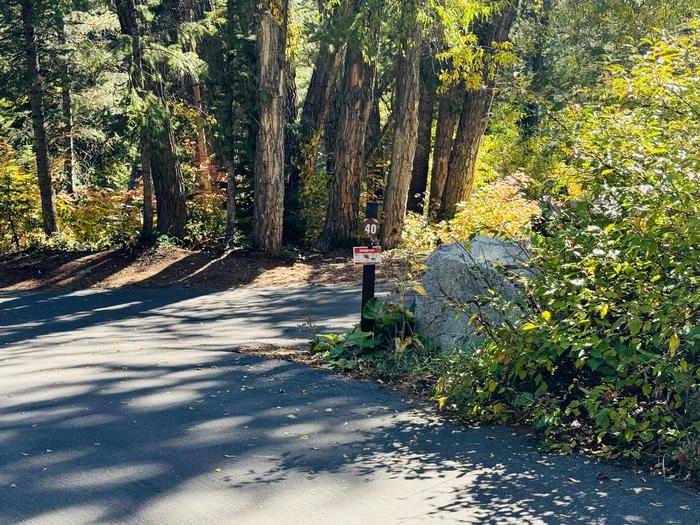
[413,236,530,350]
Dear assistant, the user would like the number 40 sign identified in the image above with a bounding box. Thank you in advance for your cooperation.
[364,218,379,240]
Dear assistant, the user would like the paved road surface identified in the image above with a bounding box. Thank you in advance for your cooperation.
[1,287,698,524]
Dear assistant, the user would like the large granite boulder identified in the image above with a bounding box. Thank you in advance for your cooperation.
[413,236,530,350]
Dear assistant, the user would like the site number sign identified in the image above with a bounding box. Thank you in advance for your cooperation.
[364,218,380,241]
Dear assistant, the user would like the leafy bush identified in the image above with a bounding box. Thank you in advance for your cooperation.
[56,189,141,249]
[434,25,700,478]
[0,142,42,251]
[438,178,540,243]
[185,191,227,247]
[313,299,441,382]
[400,179,539,253]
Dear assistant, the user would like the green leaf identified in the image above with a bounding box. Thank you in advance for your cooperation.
[628,317,642,336]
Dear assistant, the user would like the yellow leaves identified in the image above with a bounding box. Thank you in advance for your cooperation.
[436,396,447,410]
[541,311,552,321]
[437,180,539,244]
[668,333,680,356]
[600,304,610,319]
[521,322,537,331]
[414,283,428,296]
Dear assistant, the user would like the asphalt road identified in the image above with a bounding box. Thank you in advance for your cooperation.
[1,286,698,524]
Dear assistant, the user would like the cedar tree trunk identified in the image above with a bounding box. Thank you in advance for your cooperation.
[20,0,58,236]
[316,39,374,250]
[407,43,437,213]
[58,18,76,194]
[429,85,461,217]
[253,0,288,254]
[381,11,422,249]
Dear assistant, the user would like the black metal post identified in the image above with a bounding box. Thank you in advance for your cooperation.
[361,202,378,333]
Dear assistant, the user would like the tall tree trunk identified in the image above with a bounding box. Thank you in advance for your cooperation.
[116,0,156,237]
[407,43,437,213]
[363,96,386,203]
[429,85,461,218]
[148,2,189,239]
[381,5,422,249]
[316,37,374,250]
[61,69,76,194]
[224,159,236,246]
[141,134,154,235]
[284,55,298,172]
[282,44,302,242]
[58,18,76,194]
[295,2,348,188]
[253,0,288,254]
[439,1,519,220]
[192,81,211,190]
[298,43,344,174]
[20,0,58,236]
[150,109,188,237]
[323,72,343,182]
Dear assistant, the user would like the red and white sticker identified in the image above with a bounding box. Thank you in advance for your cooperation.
[353,246,382,266]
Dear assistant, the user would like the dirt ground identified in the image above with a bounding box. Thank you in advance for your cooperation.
[0,245,409,291]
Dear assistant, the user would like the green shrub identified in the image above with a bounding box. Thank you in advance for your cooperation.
[313,298,441,382]
[434,25,700,478]
[0,142,42,251]
[185,191,227,248]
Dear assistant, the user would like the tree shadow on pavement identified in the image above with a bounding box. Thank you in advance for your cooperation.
[0,286,361,348]
[1,290,698,524]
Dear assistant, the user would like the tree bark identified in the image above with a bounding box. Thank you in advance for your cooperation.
[282,41,301,242]
[429,85,461,218]
[298,43,344,172]
[148,3,189,239]
[316,37,374,250]
[20,0,58,236]
[381,7,422,249]
[58,17,76,194]
[253,0,288,254]
[323,71,343,182]
[407,43,437,213]
[141,134,154,235]
[150,112,188,237]
[224,159,236,245]
[439,1,519,220]
[116,0,158,237]
[192,81,211,190]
